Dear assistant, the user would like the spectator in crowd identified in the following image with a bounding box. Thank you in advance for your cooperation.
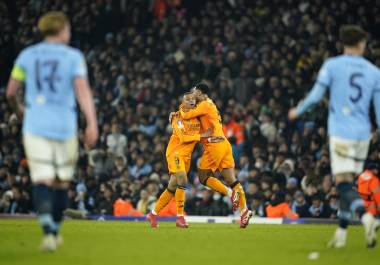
[97,184,115,215]
[136,189,155,214]
[266,192,298,219]
[250,195,266,217]
[291,191,310,218]
[129,157,153,180]
[308,195,333,218]
[106,123,127,156]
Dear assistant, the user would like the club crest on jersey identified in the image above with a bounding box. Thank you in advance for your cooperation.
[177,120,184,129]
[174,156,180,169]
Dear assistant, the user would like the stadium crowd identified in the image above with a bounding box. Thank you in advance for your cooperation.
[1,0,380,218]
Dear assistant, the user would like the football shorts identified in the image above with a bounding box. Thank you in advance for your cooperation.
[329,136,369,175]
[23,133,78,182]
[199,140,235,172]
[166,151,191,174]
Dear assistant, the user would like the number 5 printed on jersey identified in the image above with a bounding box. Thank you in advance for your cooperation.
[349,72,363,103]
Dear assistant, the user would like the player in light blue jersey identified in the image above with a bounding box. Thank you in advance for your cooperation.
[6,12,98,251]
[289,25,380,248]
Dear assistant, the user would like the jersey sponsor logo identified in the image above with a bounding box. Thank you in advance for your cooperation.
[185,122,200,130]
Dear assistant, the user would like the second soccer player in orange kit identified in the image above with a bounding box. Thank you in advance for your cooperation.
[180,84,253,228]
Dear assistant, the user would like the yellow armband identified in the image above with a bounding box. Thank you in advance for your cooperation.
[11,65,25,82]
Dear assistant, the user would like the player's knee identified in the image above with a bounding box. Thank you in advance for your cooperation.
[198,171,210,185]
[175,172,188,186]
[336,181,361,210]
[221,168,236,186]
[167,180,177,193]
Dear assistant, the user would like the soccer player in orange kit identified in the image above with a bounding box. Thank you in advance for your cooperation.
[358,164,380,217]
[179,84,253,228]
[147,93,226,228]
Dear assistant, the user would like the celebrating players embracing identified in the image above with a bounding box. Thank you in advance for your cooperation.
[147,93,225,228]
[179,84,253,228]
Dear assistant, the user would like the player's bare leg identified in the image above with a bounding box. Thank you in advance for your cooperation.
[198,169,239,211]
[175,172,189,228]
[147,177,177,228]
[221,168,252,228]
[328,173,379,248]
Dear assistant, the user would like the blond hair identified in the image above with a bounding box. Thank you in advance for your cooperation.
[38,11,69,37]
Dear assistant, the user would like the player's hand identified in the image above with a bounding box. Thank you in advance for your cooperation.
[14,103,24,120]
[207,136,225,143]
[200,128,212,138]
[169,112,177,123]
[288,108,298,121]
[84,124,98,148]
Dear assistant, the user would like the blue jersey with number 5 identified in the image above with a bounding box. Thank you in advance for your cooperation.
[13,42,87,140]
[297,55,380,140]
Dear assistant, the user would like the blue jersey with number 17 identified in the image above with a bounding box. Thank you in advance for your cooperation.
[297,55,380,140]
[12,42,87,140]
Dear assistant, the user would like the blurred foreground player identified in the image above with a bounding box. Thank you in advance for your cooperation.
[147,94,225,228]
[358,164,380,217]
[6,12,98,251]
[180,85,253,228]
[289,25,380,248]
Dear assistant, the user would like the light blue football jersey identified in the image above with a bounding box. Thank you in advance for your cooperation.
[13,42,87,140]
[297,54,380,140]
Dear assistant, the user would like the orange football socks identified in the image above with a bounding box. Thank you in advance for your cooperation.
[206,177,229,196]
[153,189,174,215]
[233,183,247,213]
[175,186,186,216]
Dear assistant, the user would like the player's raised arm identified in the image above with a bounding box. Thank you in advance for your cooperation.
[288,62,330,120]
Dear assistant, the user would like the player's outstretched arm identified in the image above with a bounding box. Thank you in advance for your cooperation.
[75,78,98,148]
[288,82,328,120]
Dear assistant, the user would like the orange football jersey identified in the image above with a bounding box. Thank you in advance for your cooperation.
[166,112,201,157]
[180,98,225,139]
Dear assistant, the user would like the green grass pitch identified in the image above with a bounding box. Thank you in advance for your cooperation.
[0,219,379,265]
